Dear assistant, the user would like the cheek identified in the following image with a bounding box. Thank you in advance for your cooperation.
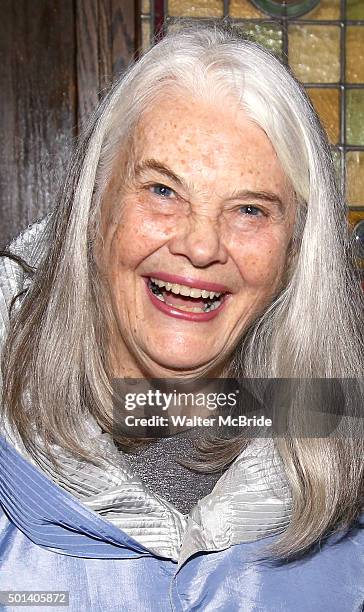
[107,198,176,269]
[231,232,289,289]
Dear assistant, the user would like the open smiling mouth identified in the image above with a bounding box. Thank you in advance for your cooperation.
[147,277,226,314]
[149,278,224,312]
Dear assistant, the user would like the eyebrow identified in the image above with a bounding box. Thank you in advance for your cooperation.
[134,159,188,190]
[228,189,285,213]
[134,158,285,212]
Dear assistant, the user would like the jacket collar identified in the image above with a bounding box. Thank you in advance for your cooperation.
[3,414,292,563]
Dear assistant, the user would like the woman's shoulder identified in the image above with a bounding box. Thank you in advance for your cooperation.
[0,215,50,413]
[0,216,49,328]
[1,214,49,277]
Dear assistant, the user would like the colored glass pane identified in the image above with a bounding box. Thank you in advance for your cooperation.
[346,27,364,84]
[229,0,262,18]
[347,0,364,20]
[348,211,364,268]
[234,22,283,56]
[288,25,340,83]
[251,0,319,18]
[348,209,364,229]
[307,88,340,144]
[346,90,364,146]
[346,152,364,206]
[301,0,340,20]
[350,216,364,268]
[168,0,223,18]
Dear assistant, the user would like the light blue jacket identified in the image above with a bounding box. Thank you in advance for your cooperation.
[0,433,364,611]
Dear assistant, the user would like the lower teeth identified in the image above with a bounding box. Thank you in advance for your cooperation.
[149,281,222,313]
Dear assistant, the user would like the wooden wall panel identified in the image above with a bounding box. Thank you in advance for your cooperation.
[77,0,136,130]
[0,0,77,248]
[76,0,100,130]
[0,0,136,248]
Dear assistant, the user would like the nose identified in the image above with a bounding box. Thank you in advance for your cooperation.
[168,213,228,268]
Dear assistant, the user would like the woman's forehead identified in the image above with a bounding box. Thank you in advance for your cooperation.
[135,92,263,147]
[128,93,291,197]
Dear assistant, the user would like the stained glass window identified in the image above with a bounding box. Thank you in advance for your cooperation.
[139,0,364,268]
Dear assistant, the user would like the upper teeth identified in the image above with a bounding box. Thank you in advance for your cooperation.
[150,277,222,299]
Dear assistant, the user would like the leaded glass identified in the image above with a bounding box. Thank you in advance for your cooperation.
[347,152,364,206]
[230,0,263,18]
[346,90,364,146]
[347,0,364,20]
[168,0,223,17]
[348,210,364,267]
[346,27,364,84]
[233,22,283,55]
[251,0,319,18]
[289,25,340,83]
[307,88,340,144]
[300,0,340,20]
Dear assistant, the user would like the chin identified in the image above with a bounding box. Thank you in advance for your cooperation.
[144,347,218,374]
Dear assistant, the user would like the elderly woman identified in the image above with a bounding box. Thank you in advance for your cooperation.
[0,22,363,612]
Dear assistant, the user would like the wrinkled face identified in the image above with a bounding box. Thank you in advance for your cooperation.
[97,93,296,377]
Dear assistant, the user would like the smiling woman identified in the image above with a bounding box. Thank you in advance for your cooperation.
[0,21,364,612]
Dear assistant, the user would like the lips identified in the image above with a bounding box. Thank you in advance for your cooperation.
[143,273,231,322]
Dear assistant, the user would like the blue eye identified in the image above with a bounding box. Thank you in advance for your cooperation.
[150,184,175,198]
[239,205,263,216]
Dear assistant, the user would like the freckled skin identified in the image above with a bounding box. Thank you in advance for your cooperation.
[97,93,296,378]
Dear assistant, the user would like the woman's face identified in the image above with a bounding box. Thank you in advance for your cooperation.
[97,93,296,377]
